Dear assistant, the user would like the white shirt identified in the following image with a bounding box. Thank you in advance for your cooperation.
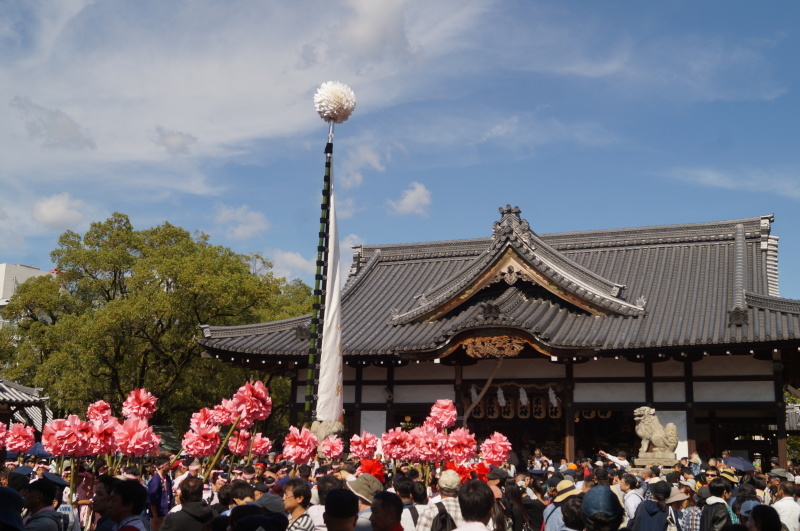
[773,497,800,531]
[605,455,631,470]
[454,523,491,531]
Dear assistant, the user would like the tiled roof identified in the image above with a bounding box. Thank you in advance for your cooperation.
[197,209,800,359]
[0,378,48,406]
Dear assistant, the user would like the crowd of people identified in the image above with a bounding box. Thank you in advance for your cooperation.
[0,447,798,531]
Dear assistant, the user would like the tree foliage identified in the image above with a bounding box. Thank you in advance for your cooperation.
[0,213,310,435]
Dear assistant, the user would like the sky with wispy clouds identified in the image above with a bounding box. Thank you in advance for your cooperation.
[2,1,800,296]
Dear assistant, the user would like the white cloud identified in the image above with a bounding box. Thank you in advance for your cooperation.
[10,97,96,151]
[339,233,365,283]
[267,249,316,280]
[33,193,86,229]
[336,196,358,219]
[339,143,387,188]
[151,125,198,155]
[387,182,431,215]
[666,167,800,199]
[214,203,269,240]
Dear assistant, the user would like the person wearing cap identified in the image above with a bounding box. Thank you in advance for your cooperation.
[0,485,25,531]
[544,480,579,531]
[738,500,761,527]
[764,468,788,506]
[699,477,733,531]
[599,451,630,472]
[416,470,466,531]
[629,480,672,531]
[348,473,382,531]
[21,477,63,531]
[453,480,495,531]
[582,485,623,531]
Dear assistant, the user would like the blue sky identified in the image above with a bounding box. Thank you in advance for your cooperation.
[2,1,800,298]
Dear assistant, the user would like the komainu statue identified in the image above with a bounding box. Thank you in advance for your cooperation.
[633,407,679,466]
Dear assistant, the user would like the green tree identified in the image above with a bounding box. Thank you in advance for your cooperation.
[0,213,310,435]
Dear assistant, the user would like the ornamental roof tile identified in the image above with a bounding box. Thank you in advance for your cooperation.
[197,209,800,359]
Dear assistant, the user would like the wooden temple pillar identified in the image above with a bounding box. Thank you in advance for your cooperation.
[684,360,697,454]
[564,361,575,462]
[774,349,788,466]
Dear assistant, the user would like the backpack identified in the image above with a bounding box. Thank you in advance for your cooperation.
[409,505,420,526]
[431,502,457,531]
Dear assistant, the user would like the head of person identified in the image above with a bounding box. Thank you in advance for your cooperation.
[370,491,403,531]
[181,476,204,504]
[747,504,781,531]
[23,477,57,513]
[109,479,148,523]
[458,479,495,524]
[93,475,122,517]
[561,495,585,531]
[324,489,360,531]
[231,480,256,505]
[411,480,428,505]
[347,473,382,509]
[317,475,344,505]
[394,476,414,500]
[708,477,732,499]
[438,470,461,498]
[582,485,621,531]
[283,478,312,511]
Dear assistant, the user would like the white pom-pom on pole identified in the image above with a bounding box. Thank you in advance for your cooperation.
[314,81,357,124]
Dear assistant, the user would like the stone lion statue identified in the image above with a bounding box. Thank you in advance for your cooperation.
[634,406,679,454]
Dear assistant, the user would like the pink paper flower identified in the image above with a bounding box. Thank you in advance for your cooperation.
[228,430,252,455]
[6,423,35,454]
[349,431,378,460]
[210,404,235,426]
[122,388,158,420]
[42,418,68,456]
[190,408,216,431]
[283,426,319,464]
[409,424,446,463]
[115,418,161,457]
[427,399,457,430]
[182,425,221,458]
[0,423,6,448]
[89,417,120,456]
[252,433,273,456]
[446,427,477,464]
[381,428,412,461]
[320,435,344,460]
[230,381,273,428]
[42,415,93,456]
[86,400,112,422]
[480,432,512,466]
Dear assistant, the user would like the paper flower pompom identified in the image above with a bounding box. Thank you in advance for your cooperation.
[409,424,447,463]
[6,423,35,454]
[320,435,344,460]
[89,417,120,456]
[87,400,112,422]
[359,461,385,483]
[44,415,93,456]
[427,399,457,430]
[228,430,252,455]
[122,388,158,420]
[381,427,411,461]
[472,461,491,482]
[210,404,235,426]
[349,431,378,460]
[115,418,161,457]
[446,427,477,464]
[182,425,221,458]
[283,426,319,465]
[230,381,272,428]
[190,408,216,431]
[252,433,273,456]
[0,423,6,448]
[480,432,512,466]
[314,81,356,124]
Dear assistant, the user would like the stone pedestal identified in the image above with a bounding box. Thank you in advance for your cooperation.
[634,452,678,467]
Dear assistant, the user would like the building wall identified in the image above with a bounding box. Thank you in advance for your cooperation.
[0,264,50,327]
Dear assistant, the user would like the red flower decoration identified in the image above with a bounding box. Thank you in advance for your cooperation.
[252,433,272,456]
[42,415,92,457]
[6,423,35,454]
[320,435,344,460]
[190,407,216,431]
[381,427,412,461]
[115,418,161,457]
[480,432,512,466]
[446,427,477,464]
[89,417,120,456]
[349,430,378,460]
[228,430,252,455]
[86,400,112,422]
[427,399,457,430]
[444,461,473,484]
[471,462,491,482]
[359,461,386,483]
[122,388,158,420]
[282,426,319,464]
[183,425,221,458]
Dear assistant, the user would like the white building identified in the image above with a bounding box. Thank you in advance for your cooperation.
[0,264,51,326]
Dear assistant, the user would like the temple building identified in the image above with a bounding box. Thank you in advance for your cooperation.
[198,207,800,463]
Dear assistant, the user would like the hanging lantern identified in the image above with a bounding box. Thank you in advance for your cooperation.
[548,399,562,419]
[471,396,485,419]
[598,410,612,419]
[518,390,531,419]
[486,394,500,419]
[501,396,516,419]
[533,396,546,419]
[582,410,596,419]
